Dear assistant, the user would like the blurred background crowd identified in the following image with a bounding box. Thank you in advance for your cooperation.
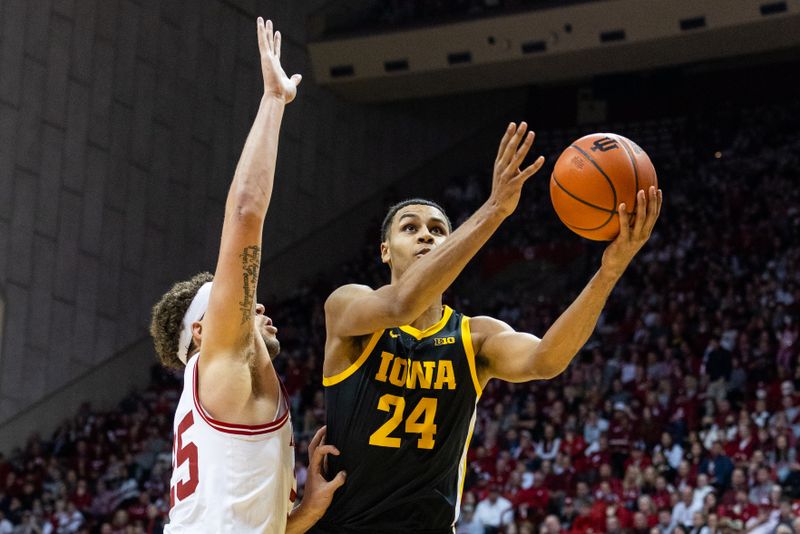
[1,90,799,533]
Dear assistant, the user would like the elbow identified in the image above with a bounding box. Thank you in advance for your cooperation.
[536,365,565,381]
[531,348,570,380]
[387,300,417,326]
[385,290,424,326]
[230,192,266,225]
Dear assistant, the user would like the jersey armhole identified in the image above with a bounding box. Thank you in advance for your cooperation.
[191,357,290,437]
[322,329,384,387]
[461,316,483,397]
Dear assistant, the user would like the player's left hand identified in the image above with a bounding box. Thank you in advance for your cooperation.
[256,17,302,104]
[299,426,346,521]
[601,186,662,277]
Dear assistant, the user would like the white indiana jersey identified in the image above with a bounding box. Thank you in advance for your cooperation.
[165,354,296,534]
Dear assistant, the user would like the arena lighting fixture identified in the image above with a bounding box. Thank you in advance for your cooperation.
[447,51,472,65]
[330,65,355,78]
[521,40,547,54]
[760,1,788,15]
[600,29,626,42]
[384,59,409,73]
[680,16,707,30]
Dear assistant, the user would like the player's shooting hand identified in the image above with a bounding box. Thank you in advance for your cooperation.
[490,122,545,217]
[601,186,662,278]
[301,426,346,521]
[256,17,302,104]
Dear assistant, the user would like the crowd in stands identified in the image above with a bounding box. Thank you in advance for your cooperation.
[1,96,799,533]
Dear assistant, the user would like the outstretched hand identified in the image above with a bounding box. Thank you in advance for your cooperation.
[256,17,302,103]
[602,186,662,277]
[299,426,346,522]
[490,122,546,217]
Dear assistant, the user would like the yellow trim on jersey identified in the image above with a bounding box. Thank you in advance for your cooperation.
[399,305,454,340]
[461,316,483,397]
[322,330,384,386]
[457,405,478,515]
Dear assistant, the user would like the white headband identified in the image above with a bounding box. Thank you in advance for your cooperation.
[177,282,213,364]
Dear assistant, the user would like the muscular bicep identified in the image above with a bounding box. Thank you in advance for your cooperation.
[472,316,548,384]
[325,284,405,338]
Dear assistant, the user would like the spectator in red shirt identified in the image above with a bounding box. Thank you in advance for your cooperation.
[632,511,651,534]
[70,479,92,512]
[635,494,658,527]
[126,491,150,524]
[650,476,673,510]
[724,490,760,524]
[720,468,747,506]
[727,423,755,463]
[568,500,595,534]
[560,427,587,459]
[608,403,634,477]
[582,434,612,475]
[522,470,550,518]
[625,444,652,473]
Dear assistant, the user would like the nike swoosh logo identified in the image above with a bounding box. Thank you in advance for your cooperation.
[389,331,399,338]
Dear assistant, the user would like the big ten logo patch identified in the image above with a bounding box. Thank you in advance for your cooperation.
[434,336,456,346]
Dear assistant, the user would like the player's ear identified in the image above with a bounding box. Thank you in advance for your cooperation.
[380,241,391,265]
[192,321,203,346]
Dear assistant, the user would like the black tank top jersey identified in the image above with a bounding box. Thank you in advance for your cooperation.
[313,306,482,534]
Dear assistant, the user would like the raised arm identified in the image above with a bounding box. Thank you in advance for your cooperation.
[476,186,662,384]
[198,19,301,414]
[325,122,545,338]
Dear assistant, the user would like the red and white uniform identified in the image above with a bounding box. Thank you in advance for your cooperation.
[166,354,296,533]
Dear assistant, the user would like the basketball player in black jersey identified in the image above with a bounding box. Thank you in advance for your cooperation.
[313,122,662,533]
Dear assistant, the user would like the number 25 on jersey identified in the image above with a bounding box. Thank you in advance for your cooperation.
[170,411,199,507]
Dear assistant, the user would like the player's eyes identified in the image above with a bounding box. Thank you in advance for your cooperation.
[431,227,444,235]
[403,224,416,232]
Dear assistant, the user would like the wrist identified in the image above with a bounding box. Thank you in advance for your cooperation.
[291,500,324,523]
[261,93,288,107]
[483,197,513,220]
[597,263,625,285]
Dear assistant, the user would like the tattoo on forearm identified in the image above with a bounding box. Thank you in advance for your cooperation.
[239,245,261,325]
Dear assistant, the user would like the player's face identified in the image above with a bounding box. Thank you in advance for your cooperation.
[254,303,280,358]
[382,205,450,274]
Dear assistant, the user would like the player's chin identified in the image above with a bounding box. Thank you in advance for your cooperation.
[263,334,281,359]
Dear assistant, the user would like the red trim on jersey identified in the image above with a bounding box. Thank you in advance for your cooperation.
[192,359,290,435]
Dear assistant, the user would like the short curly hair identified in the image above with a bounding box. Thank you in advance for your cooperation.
[150,272,213,369]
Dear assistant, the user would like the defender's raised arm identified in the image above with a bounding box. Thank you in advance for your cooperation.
[197,19,301,417]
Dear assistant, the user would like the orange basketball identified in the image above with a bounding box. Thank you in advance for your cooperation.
[549,133,658,241]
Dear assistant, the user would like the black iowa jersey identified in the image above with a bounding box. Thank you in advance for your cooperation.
[312,306,482,534]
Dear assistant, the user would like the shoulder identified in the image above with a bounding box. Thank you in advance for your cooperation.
[467,315,513,353]
[468,315,513,334]
[325,283,375,310]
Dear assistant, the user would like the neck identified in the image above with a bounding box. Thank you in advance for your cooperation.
[407,299,445,331]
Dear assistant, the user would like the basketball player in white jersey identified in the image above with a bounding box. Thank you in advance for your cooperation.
[149,18,345,533]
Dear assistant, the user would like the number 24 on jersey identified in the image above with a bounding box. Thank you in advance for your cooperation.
[369,394,438,449]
